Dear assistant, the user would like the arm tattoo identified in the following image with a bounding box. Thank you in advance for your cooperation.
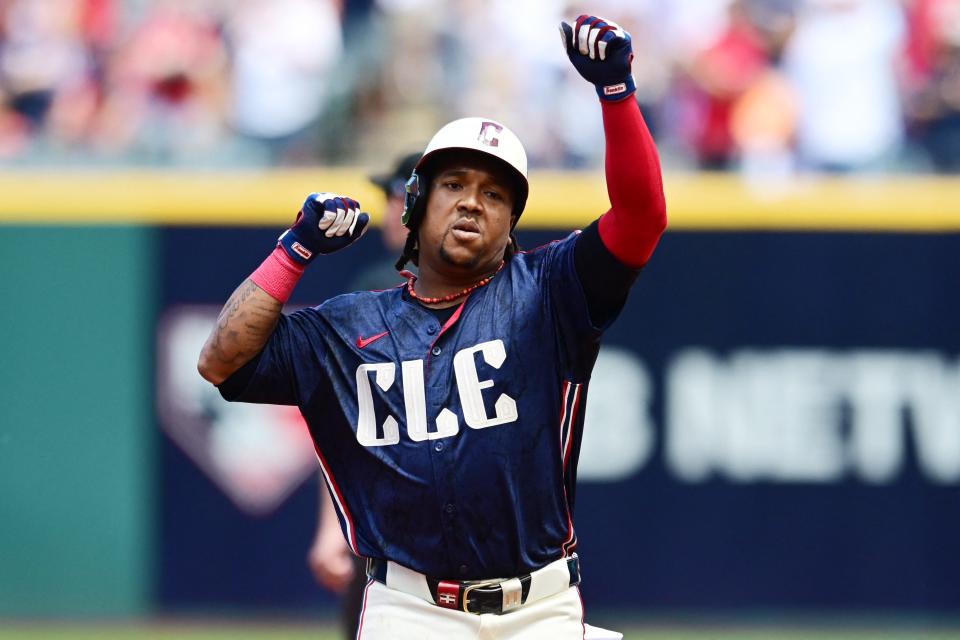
[200,278,283,382]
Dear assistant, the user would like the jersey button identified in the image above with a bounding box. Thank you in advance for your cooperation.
[434,442,444,452]
[444,503,456,515]
[427,325,438,335]
[432,346,442,356]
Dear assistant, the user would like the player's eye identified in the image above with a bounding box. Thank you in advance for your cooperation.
[484,190,503,201]
[444,181,463,191]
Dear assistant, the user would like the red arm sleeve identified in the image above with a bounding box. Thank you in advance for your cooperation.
[597,97,667,268]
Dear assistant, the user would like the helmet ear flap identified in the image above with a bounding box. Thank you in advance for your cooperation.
[401,173,422,228]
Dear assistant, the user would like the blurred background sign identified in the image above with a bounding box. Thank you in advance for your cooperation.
[157,307,317,515]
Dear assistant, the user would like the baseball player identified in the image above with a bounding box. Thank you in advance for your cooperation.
[198,14,666,639]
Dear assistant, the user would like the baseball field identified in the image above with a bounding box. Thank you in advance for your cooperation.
[3,623,960,640]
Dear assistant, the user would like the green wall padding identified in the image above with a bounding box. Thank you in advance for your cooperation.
[0,226,154,616]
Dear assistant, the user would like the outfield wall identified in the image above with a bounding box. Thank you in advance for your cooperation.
[1,171,958,617]
[0,228,154,616]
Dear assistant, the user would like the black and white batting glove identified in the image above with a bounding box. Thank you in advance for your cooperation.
[279,193,370,265]
[560,14,636,101]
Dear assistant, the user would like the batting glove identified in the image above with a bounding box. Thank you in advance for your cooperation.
[278,193,370,265]
[559,15,635,101]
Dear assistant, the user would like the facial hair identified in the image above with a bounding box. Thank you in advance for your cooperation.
[438,226,485,270]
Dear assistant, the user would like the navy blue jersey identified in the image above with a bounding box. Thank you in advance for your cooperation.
[221,230,624,580]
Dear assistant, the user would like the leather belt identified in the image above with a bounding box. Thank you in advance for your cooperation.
[366,555,580,615]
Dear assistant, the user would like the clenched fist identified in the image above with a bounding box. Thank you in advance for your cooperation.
[279,192,370,265]
[560,15,635,101]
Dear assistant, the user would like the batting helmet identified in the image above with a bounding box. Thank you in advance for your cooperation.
[402,117,529,228]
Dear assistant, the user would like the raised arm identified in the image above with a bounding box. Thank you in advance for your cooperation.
[198,193,369,385]
[560,15,667,270]
[597,93,666,268]
[555,15,667,328]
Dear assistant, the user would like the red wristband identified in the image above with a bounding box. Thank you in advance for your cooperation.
[249,246,306,303]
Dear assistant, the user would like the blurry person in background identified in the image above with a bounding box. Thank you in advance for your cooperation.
[226,0,343,164]
[680,0,781,170]
[903,0,960,171]
[784,0,906,173]
[309,481,363,640]
[448,1,565,167]
[43,0,119,159]
[307,152,417,639]
[728,0,799,182]
[348,0,444,162]
[94,0,229,163]
[641,0,739,169]
[350,152,420,290]
[0,0,91,158]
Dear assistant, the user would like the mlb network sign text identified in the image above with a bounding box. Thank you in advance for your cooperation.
[579,347,960,485]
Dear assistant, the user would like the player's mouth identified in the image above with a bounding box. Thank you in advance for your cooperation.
[450,218,481,242]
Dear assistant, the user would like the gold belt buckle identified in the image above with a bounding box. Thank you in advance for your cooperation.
[461,578,501,613]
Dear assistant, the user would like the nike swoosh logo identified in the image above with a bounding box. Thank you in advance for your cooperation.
[356,330,389,349]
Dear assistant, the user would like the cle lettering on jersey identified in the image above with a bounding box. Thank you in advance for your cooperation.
[355,339,518,447]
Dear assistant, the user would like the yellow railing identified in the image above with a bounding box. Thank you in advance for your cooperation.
[1,169,959,231]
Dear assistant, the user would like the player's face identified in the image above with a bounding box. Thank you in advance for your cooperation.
[419,154,516,278]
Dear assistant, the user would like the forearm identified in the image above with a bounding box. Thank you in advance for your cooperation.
[199,238,309,386]
[598,97,667,268]
[198,278,284,385]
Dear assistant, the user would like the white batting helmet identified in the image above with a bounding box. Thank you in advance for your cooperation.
[402,117,529,227]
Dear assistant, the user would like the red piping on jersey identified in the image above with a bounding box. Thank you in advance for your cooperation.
[558,380,580,558]
[598,96,667,268]
[557,381,570,461]
[563,384,580,555]
[425,295,468,370]
[561,483,577,557]
[356,578,373,639]
[562,384,582,472]
[517,237,563,255]
[313,443,359,556]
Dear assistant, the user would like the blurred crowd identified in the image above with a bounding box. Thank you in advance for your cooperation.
[2,0,960,173]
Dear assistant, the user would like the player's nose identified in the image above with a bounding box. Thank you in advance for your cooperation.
[456,185,483,213]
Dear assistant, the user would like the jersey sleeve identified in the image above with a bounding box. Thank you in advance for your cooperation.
[217,308,329,406]
[542,222,638,339]
[573,219,641,329]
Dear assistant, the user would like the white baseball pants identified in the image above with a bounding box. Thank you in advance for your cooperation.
[355,580,588,639]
